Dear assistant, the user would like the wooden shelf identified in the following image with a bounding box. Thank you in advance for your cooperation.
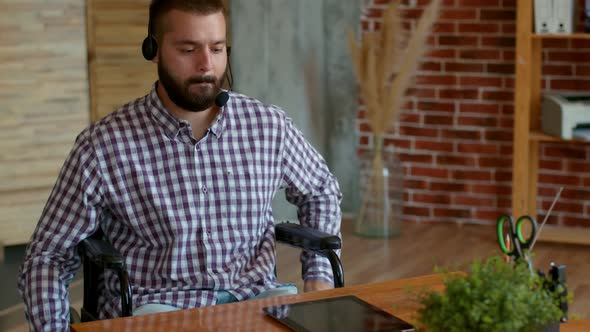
[532,33,590,40]
[529,130,590,144]
[537,226,590,245]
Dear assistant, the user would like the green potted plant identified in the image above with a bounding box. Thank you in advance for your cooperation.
[415,256,567,332]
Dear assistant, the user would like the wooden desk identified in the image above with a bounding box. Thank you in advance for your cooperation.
[71,274,590,332]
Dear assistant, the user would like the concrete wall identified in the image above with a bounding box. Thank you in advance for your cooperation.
[231,0,361,219]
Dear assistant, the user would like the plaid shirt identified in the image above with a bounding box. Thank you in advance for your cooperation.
[18,84,342,331]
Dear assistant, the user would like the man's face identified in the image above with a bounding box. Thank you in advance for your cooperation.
[155,10,227,112]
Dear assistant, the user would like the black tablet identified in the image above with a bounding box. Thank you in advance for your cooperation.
[262,295,414,332]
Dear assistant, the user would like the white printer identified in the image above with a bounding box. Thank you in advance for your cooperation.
[541,93,590,140]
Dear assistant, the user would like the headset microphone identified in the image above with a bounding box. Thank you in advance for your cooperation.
[215,91,229,107]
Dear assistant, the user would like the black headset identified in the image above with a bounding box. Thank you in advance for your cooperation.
[141,4,234,91]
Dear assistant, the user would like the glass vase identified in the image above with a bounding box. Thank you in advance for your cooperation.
[355,134,404,238]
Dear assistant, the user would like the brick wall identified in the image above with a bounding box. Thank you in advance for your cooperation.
[357,0,590,227]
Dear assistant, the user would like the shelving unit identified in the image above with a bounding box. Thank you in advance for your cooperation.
[513,1,590,245]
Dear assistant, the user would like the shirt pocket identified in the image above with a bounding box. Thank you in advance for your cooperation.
[214,168,267,229]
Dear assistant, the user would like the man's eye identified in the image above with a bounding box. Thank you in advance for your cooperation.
[181,49,194,53]
[212,48,223,54]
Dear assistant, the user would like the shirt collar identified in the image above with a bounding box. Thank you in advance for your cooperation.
[146,82,228,140]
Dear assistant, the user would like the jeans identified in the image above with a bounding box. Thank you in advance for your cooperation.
[133,284,299,316]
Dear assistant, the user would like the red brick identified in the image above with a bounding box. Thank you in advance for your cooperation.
[426,49,457,59]
[442,129,482,140]
[543,65,574,76]
[413,193,452,205]
[567,161,590,173]
[434,22,456,34]
[540,201,584,214]
[502,22,515,34]
[541,39,569,48]
[479,157,513,168]
[561,188,590,201]
[503,50,515,61]
[575,65,590,76]
[495,171,512,182]
[499,117,513,128]
[471,184,511,195]
[430,181,468,192]
[485,129,513,141]
[495,197,510,209]
[458,115,498,127]
[547,51,590,62]
[550,79,590,91]
[439,9,478,20]
[487,63,514,74]
[438,36,479,47]
[399,112,420,124]
[359,135,369,146]
[539,159,564,171]
[562,217,590,227]
[419,61,443,72]
[403,206,431,217]
[570,39,590,49]
[416,74,457,85]
[407,87,437,98]
[459,76,502,87]
[384,138,412,149]
[459,49,502,60]
[459,103,500,115]
[454,195,495,207]
[480,9,516,21]
[501,104,514,115]
[458,23,500,33]
[502,0,516,8]
[425,114,454,125]
[482,90,514,101]
[399,153,434,164]
[439,88,479,99]
[481,36,515,47]
[445,62,485,73]
[415,140,454,152]
[457,142,499,154]
[434,207,472,218]
[538,173,582,186]
[437,155,477,166]
[543,146,587,159]
[499,144,513,155]
[417,101,455,113]
[411,166,449,178]
[404,179,429,190]
[458,0,500,6]
[400,125,439,137]
[475,209,507,221]
[451,170,492,181]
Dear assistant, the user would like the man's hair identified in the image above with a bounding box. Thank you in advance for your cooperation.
[149,0,227,38]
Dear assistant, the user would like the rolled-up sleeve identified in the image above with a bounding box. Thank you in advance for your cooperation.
[280,117,342,285]
[18,129,103,331]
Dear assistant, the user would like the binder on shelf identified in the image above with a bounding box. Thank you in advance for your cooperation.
[534,0,554,34]
[554,0,574,34]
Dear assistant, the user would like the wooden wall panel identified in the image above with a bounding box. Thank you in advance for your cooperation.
[87,0,157,121]
[0,0,90,245]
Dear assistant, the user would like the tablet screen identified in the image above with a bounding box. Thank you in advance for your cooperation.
[263,295,414,332]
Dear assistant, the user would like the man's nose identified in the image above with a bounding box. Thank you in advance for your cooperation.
[195,49,213,72]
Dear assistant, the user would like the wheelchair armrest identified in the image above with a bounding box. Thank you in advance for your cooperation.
[276,222,344,288]
[275,222,341,251]
[79,236,125,271]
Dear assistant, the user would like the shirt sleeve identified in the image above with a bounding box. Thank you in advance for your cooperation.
[17,129,103,331]
[280,117,343,285]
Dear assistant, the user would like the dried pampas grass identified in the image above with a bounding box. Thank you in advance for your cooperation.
[348,0,442,136]
[349,0,441,237]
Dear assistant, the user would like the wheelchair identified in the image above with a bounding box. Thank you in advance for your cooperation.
[72,222,343,322]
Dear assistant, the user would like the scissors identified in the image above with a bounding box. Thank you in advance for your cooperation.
[496,214,538,271]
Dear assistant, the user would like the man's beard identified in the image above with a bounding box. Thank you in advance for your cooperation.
[158,61,226,112]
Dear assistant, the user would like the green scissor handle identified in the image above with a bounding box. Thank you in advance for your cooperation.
[497,214,538,261]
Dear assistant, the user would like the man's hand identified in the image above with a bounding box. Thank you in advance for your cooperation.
[304,280,333,292]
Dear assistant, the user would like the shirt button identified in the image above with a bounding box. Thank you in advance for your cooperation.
[202,186,208,193]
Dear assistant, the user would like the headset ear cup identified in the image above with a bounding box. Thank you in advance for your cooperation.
[142,36,158,61]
